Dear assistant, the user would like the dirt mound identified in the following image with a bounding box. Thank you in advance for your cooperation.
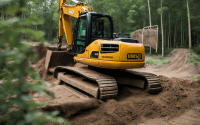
[136,48,200,79]
[35,75,200,125]
[33,44,49,59]
[31,44,200,124]
[67,75,200,125]
[132,30,143,44]
[160,48,200,78]
[34,58,56,81]
[41,98,101,118]
[163,48,190,72]
[33,44,75,81]
[33,44,55,81]
[132,29,158,52]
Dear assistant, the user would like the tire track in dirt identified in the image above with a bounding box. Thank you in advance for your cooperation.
[160,48,190,72]
[136,48,200,79]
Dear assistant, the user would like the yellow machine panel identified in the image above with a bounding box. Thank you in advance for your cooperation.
[74,40,145,69]
[119,42,145,62]
[88,41,100,59]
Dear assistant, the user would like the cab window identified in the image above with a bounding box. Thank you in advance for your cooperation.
[91,16,112,38]
[76,16,86,53]
[77,16,87,39]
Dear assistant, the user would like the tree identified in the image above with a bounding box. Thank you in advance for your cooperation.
[0,0,68,124]
[2,0,198,56]
[161,0,164,57]
[157,0,164,56]
[147,0,152,54]
[186,0,191,49]
[168,13,170,48]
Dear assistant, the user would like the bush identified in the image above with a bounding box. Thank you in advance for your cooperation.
[192,45,200,54]
[187,50,200,67]
[145,56,170,66]
[0,0,68,124]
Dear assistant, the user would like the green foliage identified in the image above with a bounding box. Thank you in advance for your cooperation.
[157,6,168,14]
[187,50,200,67]
[164,48,174,56]
[51,38,58,44]
[1,0,197,52]
[1,0,199,57]
[130,31,136,37]
[145,56,170,66]
[0,0,69,124]
[190,74,200,81]
[145,46,174,56]
[192,45,200,54]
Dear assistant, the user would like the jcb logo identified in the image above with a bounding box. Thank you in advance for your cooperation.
[69,10,74,14]
[127,53,142,59]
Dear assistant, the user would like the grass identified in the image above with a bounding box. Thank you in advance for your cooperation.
[190,74,200,81]
[145,56,170,66]
[187,50,200,67]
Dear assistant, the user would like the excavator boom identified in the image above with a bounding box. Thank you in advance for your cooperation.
[58,0,93,50]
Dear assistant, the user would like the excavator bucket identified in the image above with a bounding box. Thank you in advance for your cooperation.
[45,47,76,73]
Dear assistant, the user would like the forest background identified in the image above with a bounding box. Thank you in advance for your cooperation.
[1,0,200,55]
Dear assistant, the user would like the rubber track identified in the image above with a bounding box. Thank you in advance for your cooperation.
[54,66,118,99]
[126,70,162,93]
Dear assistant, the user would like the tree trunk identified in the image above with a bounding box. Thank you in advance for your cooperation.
[181,16,182,47]
[119,17,121,33]
[147,0,151,27]
[170,33,171,47]
[187,0,192,49]
[24,10,26,39]
[21,4,26,39]
[147,0,152,54]
[118,0,121,33]
[143,21,146,28]
[161,0,164,57]
[2,8,4,20]
[183,31,185,46]
[168,13,170,48]
[197,30,199,46]
[174,19,177,47]
[194,31,196,45]
[165,22,167,47]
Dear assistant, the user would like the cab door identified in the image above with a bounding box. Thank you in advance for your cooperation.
[73,15,88,58]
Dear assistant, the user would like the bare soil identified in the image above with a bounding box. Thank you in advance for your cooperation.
[31,44,200,125]
[135,48,200,79]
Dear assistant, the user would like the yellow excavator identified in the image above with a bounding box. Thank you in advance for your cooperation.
[45,0,161,99]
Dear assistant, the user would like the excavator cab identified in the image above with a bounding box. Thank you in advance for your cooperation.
[73,12,113,55]
[71,12,145,69]
[45,12,114,72]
